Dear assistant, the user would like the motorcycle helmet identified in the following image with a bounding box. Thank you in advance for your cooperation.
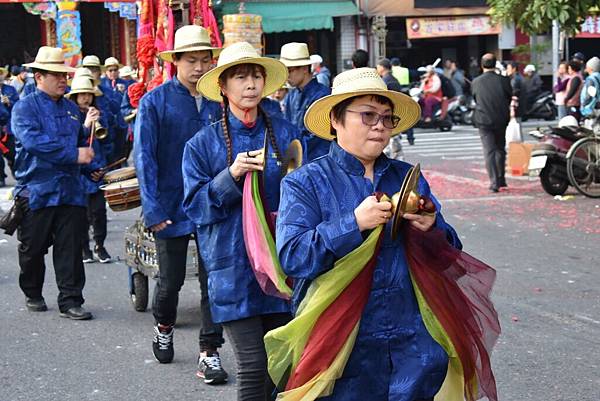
[558,115,579,129]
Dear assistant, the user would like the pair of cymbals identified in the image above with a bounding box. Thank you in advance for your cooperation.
[391,163,422,240]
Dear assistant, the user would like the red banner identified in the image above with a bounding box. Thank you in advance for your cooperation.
[576,16,600,38]
[407,15,500,39]
[0,0,135,2]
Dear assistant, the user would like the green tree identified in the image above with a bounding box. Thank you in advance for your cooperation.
[487,0,600,35]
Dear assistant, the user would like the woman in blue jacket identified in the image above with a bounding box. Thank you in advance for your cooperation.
[275,68,465,401]
[182,42,300,400]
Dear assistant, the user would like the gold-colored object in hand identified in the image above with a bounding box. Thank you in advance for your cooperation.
[283,139,303,175]
[91,120,108,140]
[124,109,137,123]
[390,163,436,240]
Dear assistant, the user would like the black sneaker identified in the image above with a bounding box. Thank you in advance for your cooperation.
[94,245,112,264]
[196,351,228,384]
[83,248,95,263]
[26,297,47,312]
[59,306,93,320]
[152,324,174,363]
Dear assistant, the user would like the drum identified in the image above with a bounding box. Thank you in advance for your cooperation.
[100,178,141,211]
[103,167,136,185]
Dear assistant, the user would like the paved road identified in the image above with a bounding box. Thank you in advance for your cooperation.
[1,121,599,401]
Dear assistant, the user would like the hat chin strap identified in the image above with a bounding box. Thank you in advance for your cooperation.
[225,95,257,129]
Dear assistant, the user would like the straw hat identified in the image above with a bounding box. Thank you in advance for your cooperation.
[74,67,100,86]
[65,76,103,99]
[304,68,421,140]
[103,57,123,69]
[196,41,288,103]
[159,25,222,63]
[119,66,137,79]
[23,46,76,73]
[279,43,312,67]
[0,67,8,76]
[82,55,102,68]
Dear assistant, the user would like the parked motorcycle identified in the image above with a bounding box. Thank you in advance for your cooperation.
[528,116,589,195]
[522,91,557,122]
[410,87,453,131]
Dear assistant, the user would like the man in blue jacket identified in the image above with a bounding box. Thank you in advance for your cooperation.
[0,67,20,186]
[134,25,227,384]
[12,46,98,320]
[280,42,331,161]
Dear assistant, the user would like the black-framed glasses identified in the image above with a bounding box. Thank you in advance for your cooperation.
[345,109,401,129]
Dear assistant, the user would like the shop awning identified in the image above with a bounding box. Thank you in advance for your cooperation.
[222,1,359,33]
[361,0,488,17]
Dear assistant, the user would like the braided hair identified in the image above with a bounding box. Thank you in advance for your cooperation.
[218,63,282,167]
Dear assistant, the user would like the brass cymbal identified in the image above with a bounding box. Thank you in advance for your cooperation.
[283,139,303,175]
[391,163,421,241]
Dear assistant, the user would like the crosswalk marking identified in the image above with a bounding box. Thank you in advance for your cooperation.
[402,129,483,160]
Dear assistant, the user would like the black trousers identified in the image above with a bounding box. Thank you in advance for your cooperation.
[223,313,291,401]
[83,191,107,248]
[479,127,507,189]
[152,234,225,349]
[17,204,87,312]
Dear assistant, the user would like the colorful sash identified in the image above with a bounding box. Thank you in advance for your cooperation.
[242,170,292,299]
[265,221,499,401]
[265,225,384,399]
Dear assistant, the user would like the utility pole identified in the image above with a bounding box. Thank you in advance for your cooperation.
[552,20,560,79]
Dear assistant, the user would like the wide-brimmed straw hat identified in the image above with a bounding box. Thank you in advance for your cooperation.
[159,25,222,63]
[196,41,288,103]
[119,66,137,78]
[279,43,312,68]
[82,55,102,68]
[73,67,100,86]
[304,68,421,140]
[23,46,76,73]
[65,76,103,99]
[103,57,123,69]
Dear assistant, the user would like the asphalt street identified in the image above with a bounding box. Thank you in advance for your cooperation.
[1,120,599,401]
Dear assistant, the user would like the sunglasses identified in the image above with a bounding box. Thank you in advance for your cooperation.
[345,109,401,129]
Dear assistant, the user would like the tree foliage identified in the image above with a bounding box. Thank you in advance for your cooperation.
[487,0,600,35]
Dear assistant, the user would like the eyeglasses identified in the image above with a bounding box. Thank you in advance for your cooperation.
[345,109,401,129]
[46,71,68,80]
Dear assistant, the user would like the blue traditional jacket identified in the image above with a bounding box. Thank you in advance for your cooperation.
[276,141,462,401]
[1,83,20,134]
[74,107,111,194]
[11,89,100,210]
[182,113,300,323]
[283,78,331,161]
[134,76,220,239]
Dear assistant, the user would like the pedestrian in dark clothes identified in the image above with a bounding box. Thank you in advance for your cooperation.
[471,53,512,193]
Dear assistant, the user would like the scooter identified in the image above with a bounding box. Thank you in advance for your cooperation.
[448,94,475,125]
[528,116,589,195]
[522,91,557,122]
[410,87,453,131]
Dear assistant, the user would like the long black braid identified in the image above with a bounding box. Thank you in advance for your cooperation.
[220,97,283,167]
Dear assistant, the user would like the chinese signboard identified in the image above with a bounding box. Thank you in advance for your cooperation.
[406,15,500,39]
[576,16,600,38]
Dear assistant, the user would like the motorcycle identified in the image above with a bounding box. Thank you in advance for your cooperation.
[528,116,589,195]
[447,94,474,125]
[410,87,453,131]
[522,91,557,121]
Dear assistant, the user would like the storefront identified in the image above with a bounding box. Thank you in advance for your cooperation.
[359,0,498,76]
[0,1,137,68]
[220,0,359,74]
